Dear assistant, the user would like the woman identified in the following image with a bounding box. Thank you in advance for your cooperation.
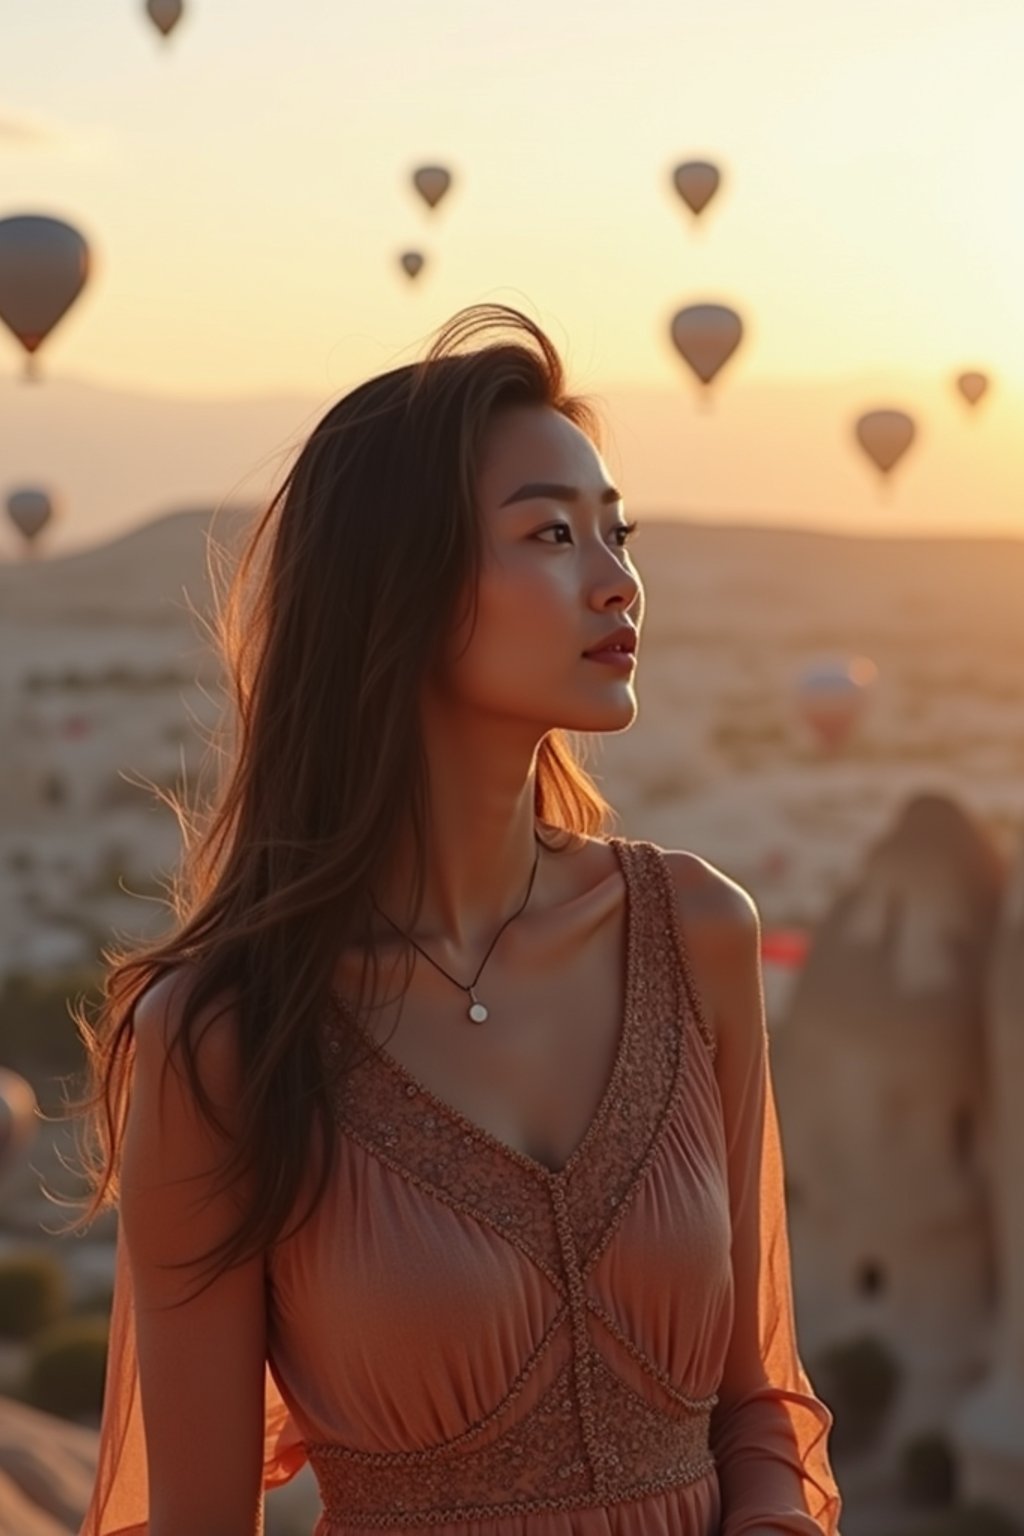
[63,303,842,1534]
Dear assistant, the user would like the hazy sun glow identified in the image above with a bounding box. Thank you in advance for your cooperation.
[0,0,1021,543]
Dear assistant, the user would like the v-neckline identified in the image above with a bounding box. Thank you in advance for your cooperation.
[327,835,635,1184]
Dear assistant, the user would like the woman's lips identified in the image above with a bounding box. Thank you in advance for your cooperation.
[583,648,636,670]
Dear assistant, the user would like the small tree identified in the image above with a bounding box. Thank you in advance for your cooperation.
[21,1313,109,1422]
[0,966,97,1086]
[884,1502,1024,1536]
[900,1430,957,1507]
[813,1333,902,1455]
[0,1250,69,1340]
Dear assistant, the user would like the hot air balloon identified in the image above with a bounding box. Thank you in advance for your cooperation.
[146,0,184,38]
[7,487,55,553]
[0,215,91,381]
[762,928,811,967]
[671,161,721,218]
[400,251,426,280]
[797,656,877,753]
[760,926,811,1026]
[669,303,743,395]
[412,166,452,211]
[955,370,989,408]
[854,409,916,478]
[0,1068,37,1180]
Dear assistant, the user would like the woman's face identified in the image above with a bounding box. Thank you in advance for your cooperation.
[432,403,644,737]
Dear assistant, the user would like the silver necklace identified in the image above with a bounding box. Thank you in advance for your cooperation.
[369,831,543,1024]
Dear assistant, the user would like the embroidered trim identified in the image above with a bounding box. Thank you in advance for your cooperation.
[644,841,719,1063]
[320,838,694,1279]
[309,837,719,1527]
[332,1109,570,1296]
[306,1347,716,1529]
[324,834,641,1191]
[585,1294,720,1413]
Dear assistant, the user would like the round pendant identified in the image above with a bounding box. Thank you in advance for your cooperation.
[468,1001,489,1023]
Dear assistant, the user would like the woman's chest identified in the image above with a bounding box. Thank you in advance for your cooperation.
[330,877,630,1176]
[265,1083,733,1449]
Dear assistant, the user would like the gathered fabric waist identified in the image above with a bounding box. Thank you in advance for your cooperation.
[304,1351,717,1531]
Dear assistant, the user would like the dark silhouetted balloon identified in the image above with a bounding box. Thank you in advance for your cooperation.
[400,251,425,280]
[0,215,90,380]
[412,166,452,210]
[7,488,56,550]
[854,409,916,476]
[669,303,743,386]
[146,0,184,38]
[672,161,721,217]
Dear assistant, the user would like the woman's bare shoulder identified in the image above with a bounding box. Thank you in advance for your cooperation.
[654,847,762,1051]
[132,961,246,1103]
[656,847,758,932]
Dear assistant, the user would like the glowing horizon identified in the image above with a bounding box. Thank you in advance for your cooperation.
[3,1,1021,396]
[1,0,1020,540]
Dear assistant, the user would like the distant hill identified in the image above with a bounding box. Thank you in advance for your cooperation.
[5,504,1024,645]
[0,506,254,625]
[4,503,1024,958]
[0,371,322,560]
[2,368,1022,559]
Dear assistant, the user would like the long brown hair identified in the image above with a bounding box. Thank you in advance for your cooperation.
[54,302,619,1303]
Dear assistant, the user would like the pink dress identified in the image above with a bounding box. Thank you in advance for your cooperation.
[79,836,843,1535]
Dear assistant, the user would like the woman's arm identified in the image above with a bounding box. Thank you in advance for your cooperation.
[119,968,269,1536]
[666,853,843,1536]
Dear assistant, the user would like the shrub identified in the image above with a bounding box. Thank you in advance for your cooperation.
[42,771,68,806]
[813,1333,902,1455]
[0,1250,69,1340]
[0,965,100,1084]
[900,1430,957,1507]
[70,1285,114,1320]
[21,1313,109,1422]
[948,1506,1023,1536]
[885,1501,1024,1536]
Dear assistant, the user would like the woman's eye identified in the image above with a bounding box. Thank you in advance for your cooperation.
[535,521,639,547]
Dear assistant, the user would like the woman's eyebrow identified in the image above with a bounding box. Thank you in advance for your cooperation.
[499,482,623,508]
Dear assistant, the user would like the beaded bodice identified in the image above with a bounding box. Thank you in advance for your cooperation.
[304,836,722,1529]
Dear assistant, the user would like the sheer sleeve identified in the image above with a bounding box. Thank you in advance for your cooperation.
[76,982,310,1536]
[706,893,843,1536]
[77,1222,307,1536]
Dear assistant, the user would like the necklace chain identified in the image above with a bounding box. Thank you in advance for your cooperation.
[369,831,544,1024]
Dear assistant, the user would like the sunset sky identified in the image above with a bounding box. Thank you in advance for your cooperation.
[1,0,1021,543]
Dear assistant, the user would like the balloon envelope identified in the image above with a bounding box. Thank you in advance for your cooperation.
[400,251,425,279]
[854,409,916,475]
[7,488,54,545]
[0,215,90,366]
[146,0,183,36]
[956,370,989,407]
[669,303,743,386]
[672,161,721,216]
[797,656,878,751]
[412,166,452,210]
[761,928,811,967]
[0,1068,37,1176]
